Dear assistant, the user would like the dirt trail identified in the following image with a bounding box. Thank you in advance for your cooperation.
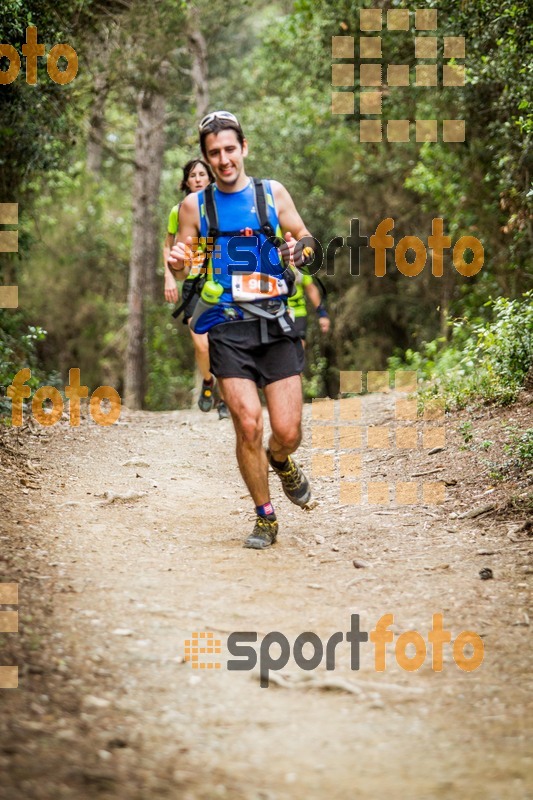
[1,394,532,799]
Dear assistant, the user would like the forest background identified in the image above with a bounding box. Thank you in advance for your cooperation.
[0,0,531,412]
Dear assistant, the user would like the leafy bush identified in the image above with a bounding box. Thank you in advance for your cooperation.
[389,292,533,408]
[505,427,533,469]
[0,311,50,423]
[144,303,195,410]
[483,426,533,482]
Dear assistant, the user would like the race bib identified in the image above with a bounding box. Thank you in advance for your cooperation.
[231,272,289,302]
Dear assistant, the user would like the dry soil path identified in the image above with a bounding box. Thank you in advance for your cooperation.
[1,395,532,799]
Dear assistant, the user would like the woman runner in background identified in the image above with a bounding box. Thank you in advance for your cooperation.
[163,158,229,418]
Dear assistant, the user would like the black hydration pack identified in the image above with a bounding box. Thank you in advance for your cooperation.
[172,178,295,320]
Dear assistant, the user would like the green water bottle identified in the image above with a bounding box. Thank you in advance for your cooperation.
[201,280,224,304]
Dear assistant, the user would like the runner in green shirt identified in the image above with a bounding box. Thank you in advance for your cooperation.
[163,158,229,418]
[287,271,330,346]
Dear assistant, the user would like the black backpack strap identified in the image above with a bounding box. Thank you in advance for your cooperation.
[171,272,205,319]
[203,179,281,242]
[252,178,278,241]
[312,271,327,304]
[203,183,219,239]
[201,185,253,237]
[171,300,185,319]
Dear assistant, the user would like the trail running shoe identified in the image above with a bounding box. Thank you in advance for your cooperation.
[243,515,278,549]
[217,400,230,420]
[198,378,216,413]
[267,450,311,508]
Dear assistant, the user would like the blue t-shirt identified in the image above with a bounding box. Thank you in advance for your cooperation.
[192,179,285,333]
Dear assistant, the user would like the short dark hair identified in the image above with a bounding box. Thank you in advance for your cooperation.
[199,118,245,158]
[180,158,214,195]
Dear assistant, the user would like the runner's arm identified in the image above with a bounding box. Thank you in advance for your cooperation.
[163,232,175,267]
[270,180,311,241]
[305,282,330,333]
[305,281,321,309]
[271,181,314,268]
[163,232,179,302]
[167,194,202,280]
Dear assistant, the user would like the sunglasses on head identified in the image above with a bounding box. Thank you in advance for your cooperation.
[198,110,241,132]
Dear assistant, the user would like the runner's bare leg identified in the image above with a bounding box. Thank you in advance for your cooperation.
[263,375,303,463]
[218,377,269,505]
[189,328,212,382]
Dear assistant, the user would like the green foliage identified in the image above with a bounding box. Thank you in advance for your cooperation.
[0,0,81,200]
[483,426,533,481]
[0,0,134,407]
[0,310,48,420]
[0,311,47,387]
[302,351,328,401]
[459,421,473,444]
[504,427,533,469]
[18,170,130,392]
[404,0,533,297]
[3,0,531,409]
[144,303,195,410]
[389,292,533,408]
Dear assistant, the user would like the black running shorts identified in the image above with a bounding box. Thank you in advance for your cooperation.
[208,316,305,388]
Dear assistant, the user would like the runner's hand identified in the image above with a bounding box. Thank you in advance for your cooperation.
[293,244,314,269]
[279,231,295,267]
[168,237,203,273]
[164,274,179,303]
[319,316,331,334]
[282,231,314,269]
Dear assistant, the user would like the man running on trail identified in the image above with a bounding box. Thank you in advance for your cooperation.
[167,110,314,549]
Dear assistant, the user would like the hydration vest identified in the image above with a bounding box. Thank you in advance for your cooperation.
[174,178,296,340]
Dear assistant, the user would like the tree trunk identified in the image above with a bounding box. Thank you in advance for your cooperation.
[124,75,167,410]
[439,269,454,340]
[87,70,109,175]
[86,30,115,176]
[185,7,209,409]
[187,7,209,118]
